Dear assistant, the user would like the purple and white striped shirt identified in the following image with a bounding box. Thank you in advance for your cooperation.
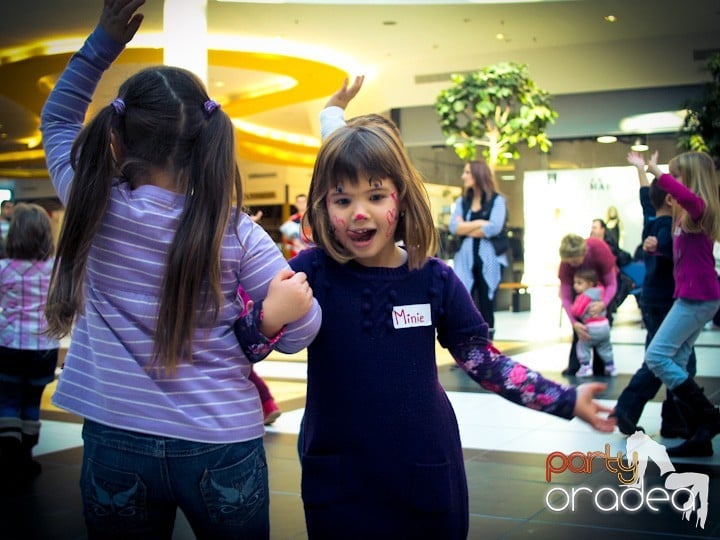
[0,258,59,351]
[40,26,321,443]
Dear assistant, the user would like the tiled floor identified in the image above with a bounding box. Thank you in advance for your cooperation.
[4,286,720,539]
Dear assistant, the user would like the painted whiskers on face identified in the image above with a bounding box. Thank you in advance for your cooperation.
[326,176,402,267]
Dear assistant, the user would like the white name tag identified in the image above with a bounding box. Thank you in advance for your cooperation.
[392,303,432,329]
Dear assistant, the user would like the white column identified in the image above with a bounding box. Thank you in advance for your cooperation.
[163,0,208,84]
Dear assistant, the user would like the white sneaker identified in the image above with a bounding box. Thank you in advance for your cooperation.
[576,365,594,378]
[604,364,618,377]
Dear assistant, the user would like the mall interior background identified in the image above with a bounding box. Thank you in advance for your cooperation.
[0,1,718,288]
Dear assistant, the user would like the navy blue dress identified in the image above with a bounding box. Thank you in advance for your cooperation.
[290,248,575,539]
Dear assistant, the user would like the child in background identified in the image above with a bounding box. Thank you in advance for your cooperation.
[280,194,312,258]
[0,203,59,483]
[571,268,617,377]
[613,151,697,438]
[290,84,615,538]
[234,284,282,425]
[40,1,320,537]
[613,150,720,457]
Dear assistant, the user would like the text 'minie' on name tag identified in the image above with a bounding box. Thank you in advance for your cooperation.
[392,303,432,329]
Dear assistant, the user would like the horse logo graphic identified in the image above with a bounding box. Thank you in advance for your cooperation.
[625,431,710,529]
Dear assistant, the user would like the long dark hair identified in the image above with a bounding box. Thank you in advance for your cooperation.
[45,66,243,372]
[464,159,499,209]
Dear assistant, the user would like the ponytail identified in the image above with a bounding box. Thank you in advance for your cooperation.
[46,106,116,338]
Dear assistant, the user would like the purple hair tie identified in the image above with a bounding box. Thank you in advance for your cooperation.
[204,99,220,116]
[111,98,126,116]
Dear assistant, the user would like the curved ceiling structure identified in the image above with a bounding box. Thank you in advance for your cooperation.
[0,40,349,175]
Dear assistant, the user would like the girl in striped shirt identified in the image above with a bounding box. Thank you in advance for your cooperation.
[40,1,320,537]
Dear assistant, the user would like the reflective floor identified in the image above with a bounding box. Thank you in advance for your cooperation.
[4,286,720,539]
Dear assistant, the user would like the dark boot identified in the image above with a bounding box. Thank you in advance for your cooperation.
[0,435,23,486]
[666,378,720,457]
[21,431,42,477]
[20,420,42,477]
[611,408,644,436]
[660,392,691,439]
[611,366,662,435]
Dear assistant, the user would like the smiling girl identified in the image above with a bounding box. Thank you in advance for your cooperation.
[290,119,616,539]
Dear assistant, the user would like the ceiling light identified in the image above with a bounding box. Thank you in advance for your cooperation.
[596,135,617,144]
[604,15,617,23]
[631,136,649,152]
[620,110,687,133]
[495,33,505,40]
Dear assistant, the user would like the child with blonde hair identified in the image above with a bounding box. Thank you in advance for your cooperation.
[613,150,720,457]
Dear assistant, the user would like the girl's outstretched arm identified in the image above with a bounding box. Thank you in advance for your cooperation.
[438,260,615,432]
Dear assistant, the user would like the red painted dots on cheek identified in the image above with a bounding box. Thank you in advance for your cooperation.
[385,208,398,237]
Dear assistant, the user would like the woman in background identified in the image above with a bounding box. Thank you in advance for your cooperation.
[449,160,508,338]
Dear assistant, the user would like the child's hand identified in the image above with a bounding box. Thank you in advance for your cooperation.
[643,236,658,253]
[324,76,365,110]
[100,0,145,45]
[261,269,314,336]
[646,150,662,177]
[573,383,616,432]
[586,301,605,319]
[572,321,590,341]
[626,151,645,169]
[648,150,659,167]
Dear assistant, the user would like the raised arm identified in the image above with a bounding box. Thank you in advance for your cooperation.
[627,150,653,187]
[40,0,145,204]
[319,75,365,140]
[324,75,365,110]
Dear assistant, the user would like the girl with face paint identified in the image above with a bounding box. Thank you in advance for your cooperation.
[286,86,616,539]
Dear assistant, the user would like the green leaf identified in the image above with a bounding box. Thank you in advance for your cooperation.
[435,61,557,167]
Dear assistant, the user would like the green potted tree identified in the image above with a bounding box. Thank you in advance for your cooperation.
[435,62,558,167]
[678,52,720,167]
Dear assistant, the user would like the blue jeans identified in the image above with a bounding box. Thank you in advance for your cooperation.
[646,298,720,389]
[615,300,698,427]
[81,420,269,540]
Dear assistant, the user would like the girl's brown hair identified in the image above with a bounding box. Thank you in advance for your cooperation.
[45,66,243,373]
[304,122,438,270]
[668,151,720,241]
[5,203,54,261]
[465,159,500,205]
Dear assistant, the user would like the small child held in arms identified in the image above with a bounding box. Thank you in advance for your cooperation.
[571,268,617,377]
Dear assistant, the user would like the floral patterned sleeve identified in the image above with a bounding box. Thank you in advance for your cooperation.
[233,285,285,363]
[449,335,577,419]
[432,258,577,420]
